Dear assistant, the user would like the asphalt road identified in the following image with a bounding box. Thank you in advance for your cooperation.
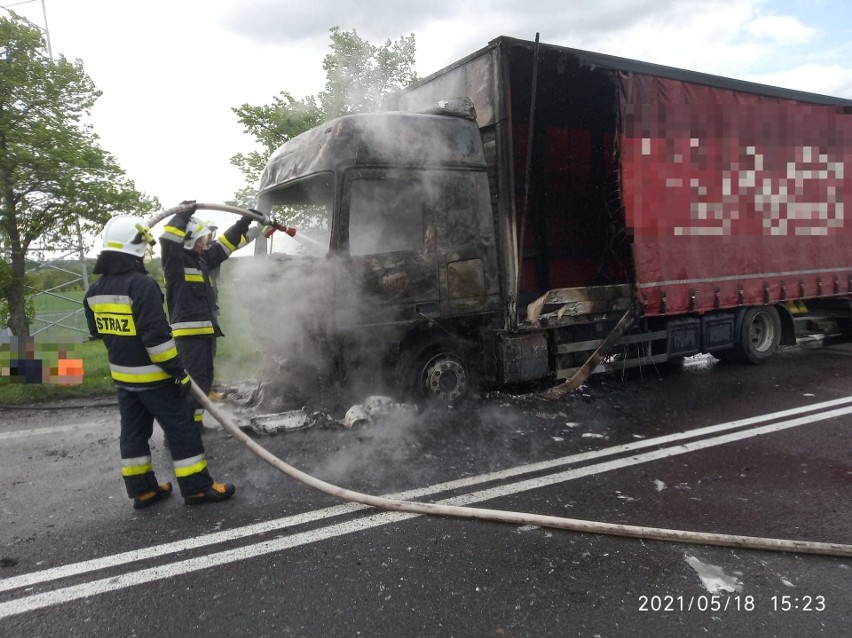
[1,339,850,637]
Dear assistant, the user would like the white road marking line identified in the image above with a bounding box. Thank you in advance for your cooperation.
[442,406,852,506]
[1,402,849,619]
[2,395,851,595]
[0,422,110,440]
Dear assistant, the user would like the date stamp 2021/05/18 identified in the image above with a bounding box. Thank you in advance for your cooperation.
[638,594,827,613]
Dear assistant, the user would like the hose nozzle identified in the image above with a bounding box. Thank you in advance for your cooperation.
[265,223,297,239]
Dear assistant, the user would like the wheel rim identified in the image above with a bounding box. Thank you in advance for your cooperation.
[421,354,468,402]
[749,312,776,353]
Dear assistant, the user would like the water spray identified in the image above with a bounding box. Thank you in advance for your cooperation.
[190,381,852,558]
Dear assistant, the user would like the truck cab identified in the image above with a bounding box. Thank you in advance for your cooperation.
[255,103,503,401]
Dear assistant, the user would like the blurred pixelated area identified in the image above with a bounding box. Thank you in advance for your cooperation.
[1,335,84,386]
[620,76,850,238]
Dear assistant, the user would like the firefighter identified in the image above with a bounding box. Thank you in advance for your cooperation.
[204,220,225,400]
[84,214,236,508]
[160,201,266,428]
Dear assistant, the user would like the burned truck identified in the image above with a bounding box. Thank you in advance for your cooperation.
[253,35,852,402]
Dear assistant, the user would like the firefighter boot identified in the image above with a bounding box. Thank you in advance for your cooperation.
[133,482,173,510]
[184,482,235,505]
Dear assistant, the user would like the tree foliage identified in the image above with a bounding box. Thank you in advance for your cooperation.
[0,14,156,337]
[228,92,323,208]
[228,27,418,208]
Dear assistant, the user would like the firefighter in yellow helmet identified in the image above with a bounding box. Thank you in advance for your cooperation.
[83,214,235,508]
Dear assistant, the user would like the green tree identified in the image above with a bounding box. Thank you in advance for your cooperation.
[228,92,323,208]
[0,14,156,337]
[228,27,418,207]
[319,26,418,119]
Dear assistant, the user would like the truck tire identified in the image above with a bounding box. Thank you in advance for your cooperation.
[732,306,781,364]
[398,339,470,404]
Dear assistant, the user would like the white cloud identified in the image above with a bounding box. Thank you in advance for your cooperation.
[751,63,852,96]
[744,15,816,43]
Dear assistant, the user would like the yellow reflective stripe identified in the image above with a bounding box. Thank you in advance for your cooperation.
[146,338,178,363]
[164,225,186,237]
[121,456,153,477]
[219,235,236,254]
[193,412,204,423]
[171,321,215,337]
[148,345,178,363]
[174,328,215,337]
[89,303,132,314]
[110,364,171,383]
[184,273,204,282]
[107,241,124,249]
[173,327,215,337]
[88,294,133,309]
[173,454,208,478]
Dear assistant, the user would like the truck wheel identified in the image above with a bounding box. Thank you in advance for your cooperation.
[733,306,781,364]
[398,340,470,403]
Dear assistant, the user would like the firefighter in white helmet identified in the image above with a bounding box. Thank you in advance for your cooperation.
[160,201,266,429]
[83,213,235,507]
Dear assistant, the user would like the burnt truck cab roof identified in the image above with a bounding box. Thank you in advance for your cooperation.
[257,104,487,200]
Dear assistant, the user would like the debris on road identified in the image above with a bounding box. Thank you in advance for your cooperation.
[342,395,418,429]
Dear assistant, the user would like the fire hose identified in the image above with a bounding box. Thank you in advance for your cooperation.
[143,202,296,238]
[190,381,852,558]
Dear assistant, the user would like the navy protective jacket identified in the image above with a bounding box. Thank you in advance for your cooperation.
[84,260,186,388]
[160,212,253,338]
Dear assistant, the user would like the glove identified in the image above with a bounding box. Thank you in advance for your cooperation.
[249,208,272,226]
[175,372,192,397]
[175,200,197,221]
[245,225,263,242]
[233,215,252,235]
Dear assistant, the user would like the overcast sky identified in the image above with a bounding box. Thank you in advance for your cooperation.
[6,0,852,227]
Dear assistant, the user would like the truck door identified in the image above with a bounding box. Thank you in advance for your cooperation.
[342,169,439,323]
[432,170,497,315]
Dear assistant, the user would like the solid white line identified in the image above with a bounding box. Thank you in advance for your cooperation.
[1,402,849,619]
[2,394,851,593]
[443,406,852,506]
[0,421,109,441]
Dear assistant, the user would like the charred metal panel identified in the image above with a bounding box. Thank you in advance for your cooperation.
[447,259,486,309]
[395,47,500,128]
[497,333,549,385]
[526,284,634,324]
[259,113,486,196]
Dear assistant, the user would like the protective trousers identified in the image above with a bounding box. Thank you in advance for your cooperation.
[117,383,213,498]
[175,335,215,426]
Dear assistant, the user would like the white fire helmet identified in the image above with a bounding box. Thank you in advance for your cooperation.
[101,215,151,258]
[183,216,213,249]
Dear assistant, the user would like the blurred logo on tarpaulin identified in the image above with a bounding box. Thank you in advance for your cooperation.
[1,336,84,386]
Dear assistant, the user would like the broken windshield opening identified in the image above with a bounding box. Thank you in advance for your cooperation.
[261,173,333,256]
